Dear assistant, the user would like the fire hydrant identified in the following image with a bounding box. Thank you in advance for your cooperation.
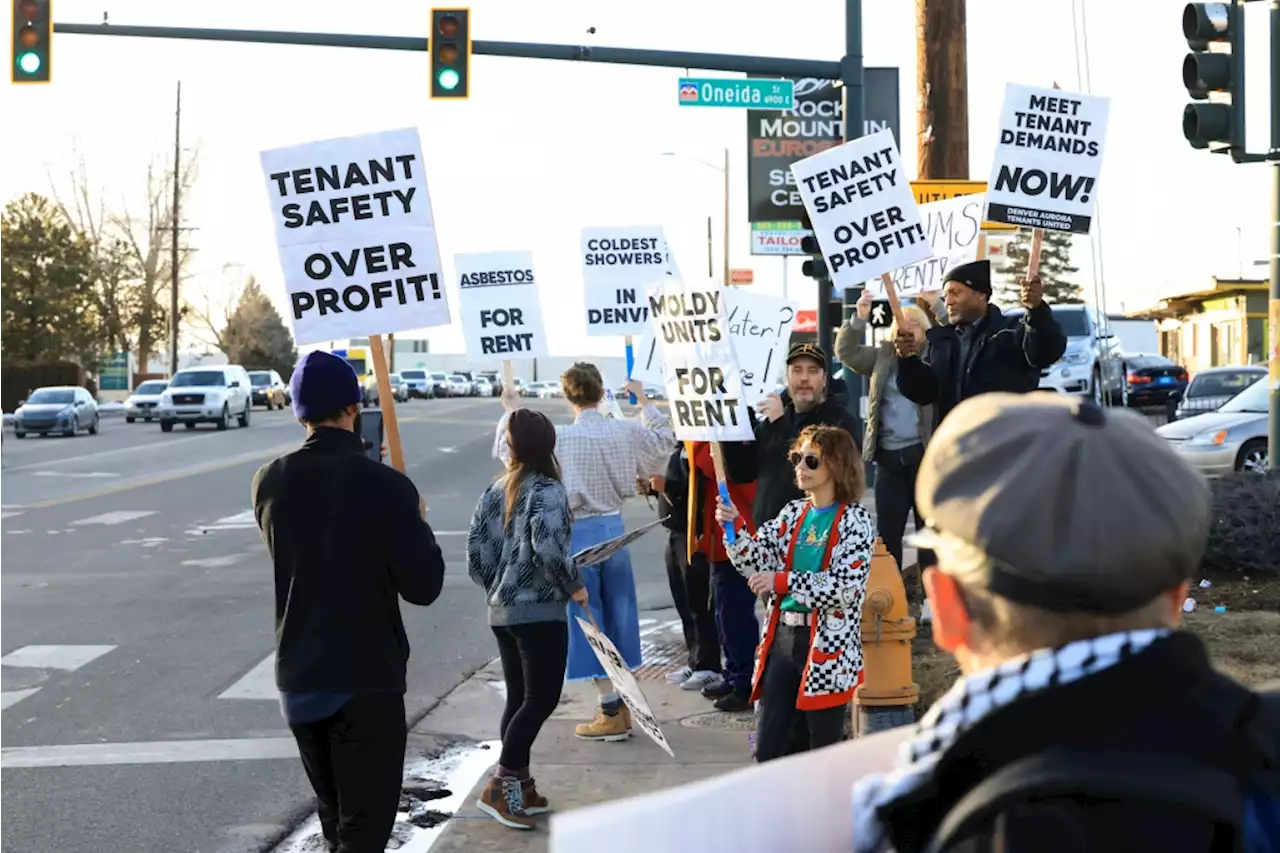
[853,537,919,735]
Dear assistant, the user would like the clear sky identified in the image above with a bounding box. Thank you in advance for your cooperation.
[1,0,1272,358]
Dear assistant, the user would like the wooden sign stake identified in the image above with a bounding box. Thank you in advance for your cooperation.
[368,334,406,473]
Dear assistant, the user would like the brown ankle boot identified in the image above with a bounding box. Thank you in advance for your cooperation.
[521,777,550,815]
[476,777,535,830]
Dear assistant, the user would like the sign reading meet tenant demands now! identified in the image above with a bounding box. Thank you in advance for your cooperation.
[790,128,931,290]
[985,83,1111,234]
[455,251,549,360]
[260,127,449,346]
[581,226,670,337]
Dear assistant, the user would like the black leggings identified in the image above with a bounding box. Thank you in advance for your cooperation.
[492,621,569,771]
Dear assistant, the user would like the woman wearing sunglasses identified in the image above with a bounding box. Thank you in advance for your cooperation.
[714,424,875,762]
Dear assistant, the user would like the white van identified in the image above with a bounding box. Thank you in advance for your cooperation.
[157,365,254,432]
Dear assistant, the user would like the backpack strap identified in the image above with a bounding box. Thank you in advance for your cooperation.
[922,748,1244,853]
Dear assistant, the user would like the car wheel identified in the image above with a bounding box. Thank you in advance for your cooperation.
[239,402,251,428]
[88,415,99,435]
[185,422,197,430]
[1237,439,1269,474]
[126,416,136,424]
[14,431,25,438]
[160,420,174,433]
[217,405,230,431]
[63,421,76,437]
[1090,369,1103,406]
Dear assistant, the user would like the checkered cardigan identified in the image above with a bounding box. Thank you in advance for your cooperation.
[725,499,875,710]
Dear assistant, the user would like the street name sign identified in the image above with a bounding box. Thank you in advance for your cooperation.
[678,77,793,109]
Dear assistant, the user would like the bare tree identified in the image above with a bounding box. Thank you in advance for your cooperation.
[185,263,246,354]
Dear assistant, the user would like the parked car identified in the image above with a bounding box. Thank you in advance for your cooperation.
[473,376,494,398]
[13,386,100,438]
[125,379,169,423]
[520,380,546,398]
[362,374,408,406]
[248,370,288,410]
[399,369,434,399]
[537,382,564,399]
[1120,354,1187,409]
[1007,304,1123,404]
[427,372,451,397]
[476,370,503,396]
[447,374,472,397]
[1157,377,1270,475]
[158,365,253,432]
[1172,365,1267,421]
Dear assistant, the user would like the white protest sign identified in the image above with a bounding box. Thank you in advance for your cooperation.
[647,276,754,442]
[572,517,665,570]
[581,226,672,337]
[790,128,931,290]
[869,193,985,298]
[455,251,548,360]
[574,616,674,758]
[985,83,1111,234]
[631,289,798,405]
[260,127,449,346]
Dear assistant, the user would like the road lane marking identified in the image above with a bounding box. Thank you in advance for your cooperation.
[69,511,158,526]
[188,510,258,533]
[182,554,251,568]
[0,644,117,671]
[0,737,299,768]
[219,652,277,700]
[30,471,120,479]
[1,688,41,710]
[2,434,209,471]
[1,511,24,520]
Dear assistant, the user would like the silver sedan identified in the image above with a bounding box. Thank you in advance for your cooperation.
[1157,377,1271,475]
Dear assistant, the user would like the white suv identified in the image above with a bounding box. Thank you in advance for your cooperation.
[158,365,254,432]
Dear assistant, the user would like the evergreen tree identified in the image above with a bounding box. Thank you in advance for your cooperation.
[222,276,297,378]
[996,229,1084,305]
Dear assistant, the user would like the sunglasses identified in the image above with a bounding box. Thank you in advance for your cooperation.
[789,452,821,470]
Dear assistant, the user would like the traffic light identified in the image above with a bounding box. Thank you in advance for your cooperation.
[799,210,828,284]
[430,8,470,99]
[1182,1,1245,153]
[842,286,861,324]
[11,0,51,84]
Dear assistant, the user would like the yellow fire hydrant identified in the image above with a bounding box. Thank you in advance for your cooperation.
[853,537,919,735]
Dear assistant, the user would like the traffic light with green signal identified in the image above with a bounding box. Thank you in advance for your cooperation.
[430,8,470,99]
[11,0,51,84]
[1181,1,1245,153]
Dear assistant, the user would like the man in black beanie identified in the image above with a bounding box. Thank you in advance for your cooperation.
[251,350,446,853]
[893,260,1066,427]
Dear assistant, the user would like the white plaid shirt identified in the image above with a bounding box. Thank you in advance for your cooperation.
[493,405,675,520]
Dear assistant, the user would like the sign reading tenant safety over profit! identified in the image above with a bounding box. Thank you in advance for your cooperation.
[581,226,670,337]
[790,128,931,290]
[455,250,548,360]
[985,83,1110,234]
[260,127,449,345]
[647,276,753,442]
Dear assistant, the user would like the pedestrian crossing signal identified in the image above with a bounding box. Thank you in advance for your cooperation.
[430,7,470,99]
[11,0,51,84]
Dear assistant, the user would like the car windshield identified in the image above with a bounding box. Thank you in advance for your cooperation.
[1188,370,1262,398]
[26,389,74,405]
[1218,378,1268,414]
[169,371,225,388]
[402,371,426,379]
[1128,356,1174,370]
[389,374,401,383]
[430,373,447,380]
[136,381,168,395]
[249,372,271,386]
[1051,309,1091,337]
[451,375,467,381]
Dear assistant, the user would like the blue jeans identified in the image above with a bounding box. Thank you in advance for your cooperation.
[709,558,760,694]
[566,514,643,681]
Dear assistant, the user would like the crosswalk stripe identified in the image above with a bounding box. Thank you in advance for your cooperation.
[0,644,117,671]
[1,511,24,520]
[1,688,41,711]
[1,737,299,768]
[219,652,277,700]
[69,511,157,526]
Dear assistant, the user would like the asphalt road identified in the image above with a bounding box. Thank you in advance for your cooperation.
[0,397,676,853]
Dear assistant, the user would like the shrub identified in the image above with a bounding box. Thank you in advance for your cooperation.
[1,361,84,412]
[1201,472,1280,575]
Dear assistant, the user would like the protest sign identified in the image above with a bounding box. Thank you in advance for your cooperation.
[455,251,548,360]
[790,128,931,289]
[630,289,798,405]
[985,83,1111,234]
[574,616,674,758]
[260,127,449,346]
[581,226,672,337]
[647,276,754,442]
[572,517,665,570]
[868,193,984,298]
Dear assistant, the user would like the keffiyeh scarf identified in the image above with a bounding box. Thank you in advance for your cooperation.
[851,628,1171,853]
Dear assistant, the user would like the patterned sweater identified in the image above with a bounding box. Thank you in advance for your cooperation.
[467,473,584,626]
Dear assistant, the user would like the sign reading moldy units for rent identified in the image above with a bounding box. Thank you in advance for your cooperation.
[260,127,450,345]
[789,128,931,289]
[985,84,1110,234]
[456,250,549,359]
[580,226,670,337]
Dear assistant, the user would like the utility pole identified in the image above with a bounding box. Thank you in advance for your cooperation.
[1268,0,1278,472]
[722,146,731,287]
[170,80,181,377]
[916,0,969,179]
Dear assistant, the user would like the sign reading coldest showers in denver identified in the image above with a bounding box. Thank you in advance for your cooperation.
[789,128,931,289]
[580,226,670,337]
[260,127,450,345]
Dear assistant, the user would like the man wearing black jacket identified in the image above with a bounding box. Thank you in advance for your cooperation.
[894,260,1067,427]
[252,351,445,853]
[723,342,861,527]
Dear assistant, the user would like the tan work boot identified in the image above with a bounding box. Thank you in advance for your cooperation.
[574,707,631,742]
[521,778,550,815]
[475,777,535,830]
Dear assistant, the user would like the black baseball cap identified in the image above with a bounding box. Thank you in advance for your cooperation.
[786,342,827,368]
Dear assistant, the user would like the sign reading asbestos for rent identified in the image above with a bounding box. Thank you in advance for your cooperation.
[456,250,549,360]
[260,127,450,345]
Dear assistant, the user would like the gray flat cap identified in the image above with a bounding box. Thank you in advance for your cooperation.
[906,392,1211,614]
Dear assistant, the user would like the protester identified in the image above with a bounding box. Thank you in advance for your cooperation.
[467,408,584,830]
[853,393,1280,853]
[722,342,861,528]
[251,351,445,853]
[894,260,1067,427]
[495,363,674,743]
[685,440,761,712]
[836,289,936,579]
[637,447,724,693]
[715,424,875,762]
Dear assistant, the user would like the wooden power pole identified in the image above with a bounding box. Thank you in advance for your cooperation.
[916,0,969,179]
